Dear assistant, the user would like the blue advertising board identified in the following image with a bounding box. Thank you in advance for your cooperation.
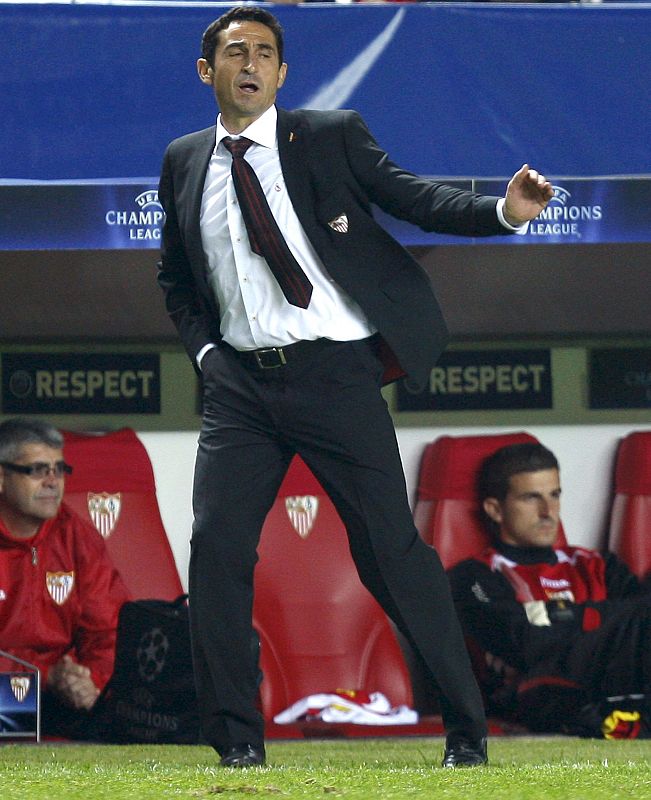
[1,3,650,181]
[0,182,163,250]
[0,672,38,739]
[0,177,648,250]
[475,178,651,246]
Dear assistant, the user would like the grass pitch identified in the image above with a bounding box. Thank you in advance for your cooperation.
[0,737,650,799]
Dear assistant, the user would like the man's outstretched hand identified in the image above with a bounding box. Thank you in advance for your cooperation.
[503,164,554,226]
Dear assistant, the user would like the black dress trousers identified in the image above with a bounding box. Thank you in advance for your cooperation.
[188,336,487,754]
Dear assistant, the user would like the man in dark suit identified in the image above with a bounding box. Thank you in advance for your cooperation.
[157,6,553,769]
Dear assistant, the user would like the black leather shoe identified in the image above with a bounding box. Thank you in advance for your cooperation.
[219,744,266,768]
[442,735,488,768]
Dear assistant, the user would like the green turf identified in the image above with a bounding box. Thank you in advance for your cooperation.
[0,737,650,799]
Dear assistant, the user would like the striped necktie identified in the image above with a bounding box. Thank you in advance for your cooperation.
[224,137,313,309]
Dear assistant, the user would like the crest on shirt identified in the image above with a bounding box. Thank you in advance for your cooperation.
[327,214,349,234]
[87,492,122,539]
[285,496,319,539]
[10,676,30,703]
[46,572,75,605]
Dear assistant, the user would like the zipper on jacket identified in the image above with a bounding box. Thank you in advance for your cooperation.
[31,546,38,566]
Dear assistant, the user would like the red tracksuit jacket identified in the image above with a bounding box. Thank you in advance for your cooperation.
[0,502,131,690]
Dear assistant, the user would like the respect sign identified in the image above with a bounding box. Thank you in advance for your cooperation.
[397,350,552,411]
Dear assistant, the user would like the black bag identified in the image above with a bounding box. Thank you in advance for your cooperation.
[572,694,651,739]
[88,595,201,743]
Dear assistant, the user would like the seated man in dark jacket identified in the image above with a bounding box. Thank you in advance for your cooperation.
[448,442,651,738]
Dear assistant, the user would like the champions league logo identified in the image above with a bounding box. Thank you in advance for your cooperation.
[135,190,160,211]
[528,184,602,239]
[105,189,164,242]
[137,627,169,683]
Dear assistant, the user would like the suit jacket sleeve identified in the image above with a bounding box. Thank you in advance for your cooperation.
[157,141,220,367]
[339,111,505,237]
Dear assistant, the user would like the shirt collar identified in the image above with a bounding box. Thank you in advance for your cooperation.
[495,540,558,566]
[216,105,278,152]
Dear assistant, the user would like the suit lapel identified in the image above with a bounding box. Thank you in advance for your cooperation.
[277,108,315,233]
[185,127,216,264]
[188,128,215,238]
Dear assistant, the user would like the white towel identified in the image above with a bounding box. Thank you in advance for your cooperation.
[273,689,418,725]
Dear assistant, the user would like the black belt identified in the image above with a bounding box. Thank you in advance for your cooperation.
[225,337,345,370]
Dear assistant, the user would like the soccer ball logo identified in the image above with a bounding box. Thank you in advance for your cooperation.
[137,627,169,682]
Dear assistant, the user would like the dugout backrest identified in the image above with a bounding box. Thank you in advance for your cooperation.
[253,455,413,721]
[62,428,184,600]
[608,430,651,580]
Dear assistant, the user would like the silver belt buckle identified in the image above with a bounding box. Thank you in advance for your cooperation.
[254,347,287,369]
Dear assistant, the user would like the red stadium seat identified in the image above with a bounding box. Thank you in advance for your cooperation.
[253,456,414,730]
[414,432,566,569]
[62,428,184,601]
[608,430,651,580]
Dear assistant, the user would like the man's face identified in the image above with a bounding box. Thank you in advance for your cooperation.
[483,468,561,548]
[198,20,287,132]
[0,443,65,535]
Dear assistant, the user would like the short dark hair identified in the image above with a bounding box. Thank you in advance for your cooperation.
[478,443,559,540]
[201,7,285,68]
[0,418,63,463]
[478,443,559,504]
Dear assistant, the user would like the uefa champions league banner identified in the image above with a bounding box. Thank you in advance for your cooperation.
[0,177,649,251]
[474,178,651,246]
[0,181,163,250]
[2,4,650,182]
[377,177,651,246]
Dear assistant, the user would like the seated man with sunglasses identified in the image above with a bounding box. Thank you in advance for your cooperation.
[0,418,130,737]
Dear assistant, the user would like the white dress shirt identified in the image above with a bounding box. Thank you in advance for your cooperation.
[199,106,375,360]
[198,105,525,365]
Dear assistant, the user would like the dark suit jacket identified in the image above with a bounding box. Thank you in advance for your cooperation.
[157,107,509,391]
